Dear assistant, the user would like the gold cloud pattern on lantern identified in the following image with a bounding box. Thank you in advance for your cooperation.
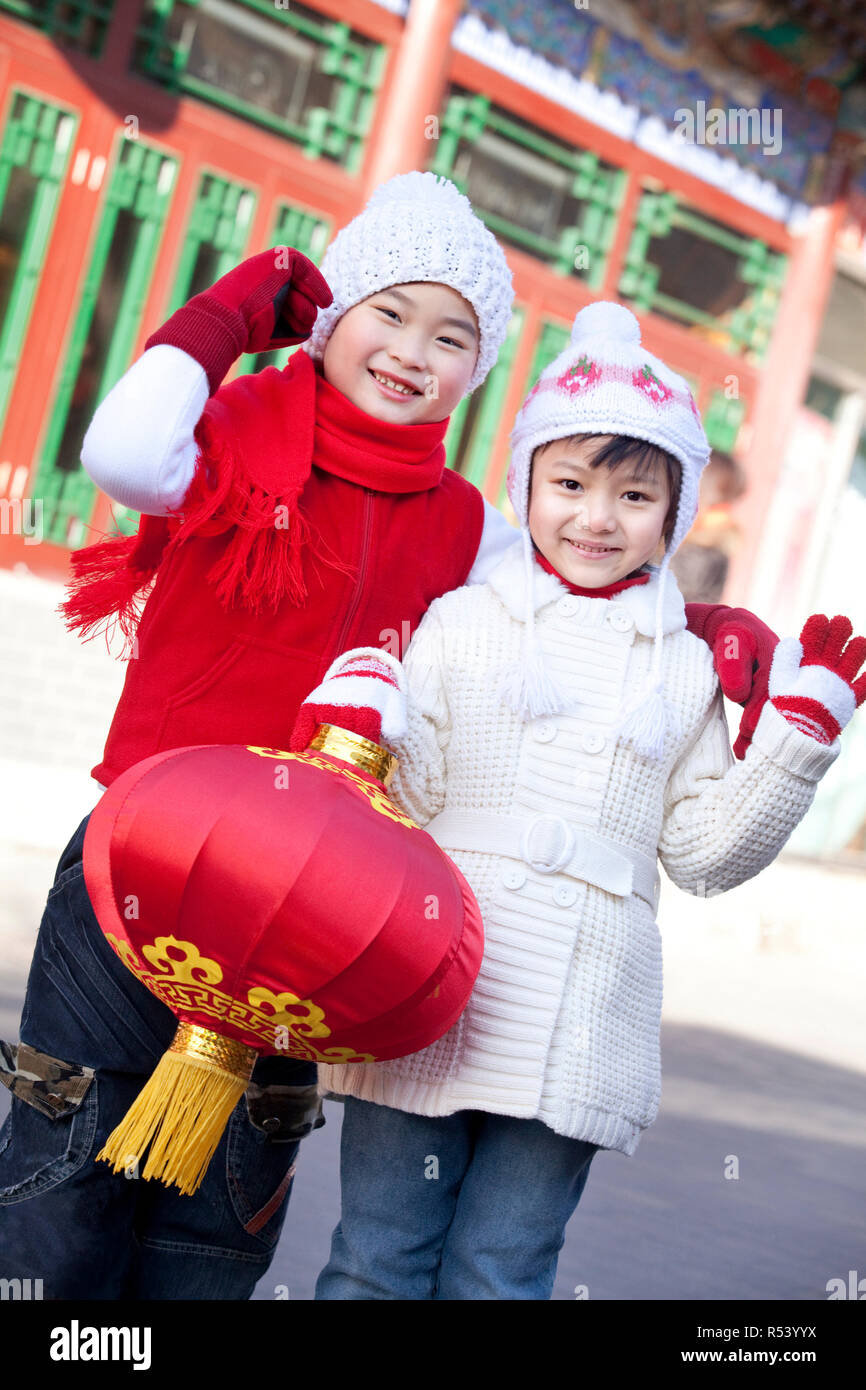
[105,932,375,1063]
[246,745,419,828]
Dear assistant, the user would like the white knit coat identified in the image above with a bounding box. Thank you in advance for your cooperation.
[318,539,839,1156]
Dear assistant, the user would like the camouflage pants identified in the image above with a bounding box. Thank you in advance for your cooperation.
[0,814,322,1299]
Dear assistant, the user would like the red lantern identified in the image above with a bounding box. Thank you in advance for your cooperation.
[84,726,483,1193]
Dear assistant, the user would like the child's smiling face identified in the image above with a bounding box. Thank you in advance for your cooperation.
[528,435,672,587]
[321,281,479,423]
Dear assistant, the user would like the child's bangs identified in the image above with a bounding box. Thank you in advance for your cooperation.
[564,434,675,483]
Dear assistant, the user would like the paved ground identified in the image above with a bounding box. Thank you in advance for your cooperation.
[2,842,864,1302]
[255,1024,866,1302]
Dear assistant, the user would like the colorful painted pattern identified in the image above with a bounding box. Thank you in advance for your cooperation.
[464,0,596,73]
[462,0,838,201]
[599,29,713,133]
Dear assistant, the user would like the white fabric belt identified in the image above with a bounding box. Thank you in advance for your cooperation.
[424,810,659,909]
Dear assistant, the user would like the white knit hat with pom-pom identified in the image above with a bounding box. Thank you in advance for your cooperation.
[303,171,514,394]
[499,300,710,760]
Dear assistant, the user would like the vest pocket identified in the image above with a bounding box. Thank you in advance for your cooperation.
[154,639,247,750]
[153,636,319,755]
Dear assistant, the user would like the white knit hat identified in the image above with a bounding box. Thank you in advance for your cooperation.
[303,171,514,394]
[500,300,711,759]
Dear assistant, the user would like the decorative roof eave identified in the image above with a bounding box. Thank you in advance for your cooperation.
[451,13,812,230]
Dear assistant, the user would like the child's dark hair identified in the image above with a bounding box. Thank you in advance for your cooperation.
[531,434,682,548]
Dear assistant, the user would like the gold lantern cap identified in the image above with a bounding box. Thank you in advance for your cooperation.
[310,724,398,787]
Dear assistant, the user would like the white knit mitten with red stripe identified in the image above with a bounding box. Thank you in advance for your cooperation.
[769,614,866,745]
[290,647,407,752]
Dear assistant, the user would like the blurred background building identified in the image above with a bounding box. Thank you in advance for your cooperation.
[0,0,864,867]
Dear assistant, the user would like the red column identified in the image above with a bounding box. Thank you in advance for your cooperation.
[725,196,846,607]
[360,0,462,198]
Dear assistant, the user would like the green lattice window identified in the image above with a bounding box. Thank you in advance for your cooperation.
[703,387,746,453]
[671,364,747,450]
[0,92,77,434]
[132,0,386,172]
[0,0,113,55]
[32,137,178,547]
[618,188,787,363]
[167,171,257,315]
[445,306,524,489]
[495,318,568,509]
[526,320,570,388]
[431,88,625,287]
[243,200,332,375]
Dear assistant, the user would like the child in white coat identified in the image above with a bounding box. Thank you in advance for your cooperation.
[301,301,866,1301]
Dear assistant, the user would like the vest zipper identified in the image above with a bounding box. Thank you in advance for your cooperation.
[334,487,374,656]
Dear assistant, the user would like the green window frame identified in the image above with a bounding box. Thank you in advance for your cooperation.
[0,0,113,56]
[32,135,178,548]
[166,170,257,315]
[445,306,524,491]
[618,188,787,362]
[0,91,78,435]
[703,387,746,454]
[431,89,625,287]
[525,320,570,391]
[497,315,572,511]
[132,0,387,172]
[496,318,569,509]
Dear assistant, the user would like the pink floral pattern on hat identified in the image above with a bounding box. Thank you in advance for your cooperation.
[632,364,673,407]
[557,355,601,396]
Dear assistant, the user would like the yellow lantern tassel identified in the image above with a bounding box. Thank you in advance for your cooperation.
[96,1022,258,1196]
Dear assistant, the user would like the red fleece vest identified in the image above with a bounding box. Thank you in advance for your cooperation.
[91,371,483,786]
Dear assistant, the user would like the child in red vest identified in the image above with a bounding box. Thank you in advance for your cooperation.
[0,173,776,1300]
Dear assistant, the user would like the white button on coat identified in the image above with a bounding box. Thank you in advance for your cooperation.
[557,595,580,616]
[582,731,606,754]
[502,865,526,890]
[554,884,578,908]
[533,721,556,742]
[606,605,634,632]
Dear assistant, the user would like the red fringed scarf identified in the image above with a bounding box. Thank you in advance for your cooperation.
[60,350,449,644]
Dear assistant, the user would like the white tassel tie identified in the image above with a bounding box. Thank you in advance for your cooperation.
[616,556,680,760]
[617,682,669,760]
[498,529,571,719]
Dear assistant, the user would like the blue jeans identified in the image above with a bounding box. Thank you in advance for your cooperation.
[316,1097,597,1300]
[0,814,321,1300]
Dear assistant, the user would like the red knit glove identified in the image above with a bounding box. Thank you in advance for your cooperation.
[768,614,866,744]
[685,602,779,759]
[290,648,407,753]
[145,247,333,394]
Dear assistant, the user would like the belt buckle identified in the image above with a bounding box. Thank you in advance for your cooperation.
[520,815,575,875]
